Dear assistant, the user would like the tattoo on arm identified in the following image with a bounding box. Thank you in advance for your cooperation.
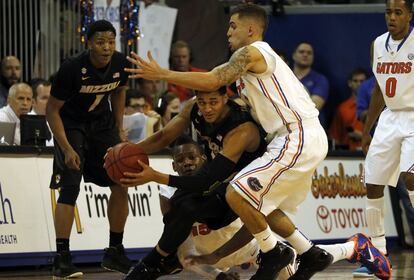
[212,47,251,85]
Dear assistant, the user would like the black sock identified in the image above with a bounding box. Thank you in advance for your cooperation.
[109,231,123,247]
[143,248,164,265]
[56,238,69,253]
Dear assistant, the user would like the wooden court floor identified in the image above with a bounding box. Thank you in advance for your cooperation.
[0,250,412,279]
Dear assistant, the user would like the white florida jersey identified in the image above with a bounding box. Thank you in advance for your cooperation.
[373,29,414,110]
[236,41,319,134]
[189,219,258,271]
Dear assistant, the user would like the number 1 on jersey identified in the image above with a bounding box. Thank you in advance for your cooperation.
[385,77,397,97]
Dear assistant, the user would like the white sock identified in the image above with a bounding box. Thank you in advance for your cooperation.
[285,229,313,255]
[253,226,278,253]
[366,197,387,254]
[317,242,355,264]
[408,190,414,206]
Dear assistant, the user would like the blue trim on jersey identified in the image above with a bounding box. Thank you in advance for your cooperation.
[385,26,413,52]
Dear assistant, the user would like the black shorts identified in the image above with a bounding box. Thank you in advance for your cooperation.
[49,114,121,189]
[170,184,237,230]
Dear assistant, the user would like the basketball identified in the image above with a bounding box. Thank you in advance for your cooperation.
[104,142,149,185]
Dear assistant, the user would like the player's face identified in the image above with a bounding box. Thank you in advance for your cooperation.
[33,84,51,115]
[172,144,206,176]
[88,31,116,67]
[171,47,190,72]
[293,43,314,68]
[386,0,412,40]
[227,14,250,52]
[196,91,229,124]
[9,87,32,117]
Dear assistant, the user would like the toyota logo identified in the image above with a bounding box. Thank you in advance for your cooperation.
[316,205,332,233]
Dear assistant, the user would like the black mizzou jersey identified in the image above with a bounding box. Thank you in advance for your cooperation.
[190,99,267,172]
[51,50,128,122]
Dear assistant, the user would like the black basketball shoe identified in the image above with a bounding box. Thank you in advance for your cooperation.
[52,251,83,279]
[289,246,333,279]
[101,244,133,274]
[250,242,295,280]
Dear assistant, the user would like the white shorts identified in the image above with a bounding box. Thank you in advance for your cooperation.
[365,109,414,187]
[230,118,328,215]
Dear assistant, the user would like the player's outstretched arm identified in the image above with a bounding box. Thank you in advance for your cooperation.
[124,47,262,92]
[134,99,194,154]
[185,225,253,266]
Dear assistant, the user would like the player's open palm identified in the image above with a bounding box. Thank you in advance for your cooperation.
[125,51,167,80]
[361,133,372,155]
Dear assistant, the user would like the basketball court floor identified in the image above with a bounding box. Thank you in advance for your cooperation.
[0,250,413,279]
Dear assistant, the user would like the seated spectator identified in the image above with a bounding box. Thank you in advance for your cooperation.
[329,68,367,150]
[0,56,22,108]
[124,89,161,142]
[292,42,330,129]
[156,92,181,127]
[0,83,32,145]
[356,76,376,123]
[168,41,207,102]
[137,78,162,110]
[29,79,53,146]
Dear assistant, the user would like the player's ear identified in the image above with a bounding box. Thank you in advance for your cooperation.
[172,161,177,172]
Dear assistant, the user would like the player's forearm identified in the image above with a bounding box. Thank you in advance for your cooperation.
[163,70,221,92]
[362,85,385,135]
[111,88,126,129]
[46,109,72,151]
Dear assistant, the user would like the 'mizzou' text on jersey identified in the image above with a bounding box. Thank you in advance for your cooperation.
[79,81,120,93]
[376,62,412,74]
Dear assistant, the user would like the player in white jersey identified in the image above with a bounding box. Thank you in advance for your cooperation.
[125,4,391,279]
[360,0,414,277]
[160,137,297,280]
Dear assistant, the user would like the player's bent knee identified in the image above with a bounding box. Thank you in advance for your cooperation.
[57,186,80,206]
[400,172,414,190]
[366,183,385,199]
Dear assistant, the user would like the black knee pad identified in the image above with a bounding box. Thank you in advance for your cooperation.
[57,185,80,206]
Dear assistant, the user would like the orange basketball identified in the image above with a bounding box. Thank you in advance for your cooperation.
[104,142,149,185]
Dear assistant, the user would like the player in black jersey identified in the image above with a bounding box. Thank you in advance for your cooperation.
[108,86,269,280]
[46,20,132,278]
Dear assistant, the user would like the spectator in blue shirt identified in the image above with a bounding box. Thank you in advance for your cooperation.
[292,42,330,129]
[356,76,376,122]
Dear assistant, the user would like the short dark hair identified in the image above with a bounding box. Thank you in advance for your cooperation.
[29,78,51,99]
[195,86,227,96]
[125,88,146,106]
[172,135,204,157]
[87,20,116,40]
[293,41,313,53]
[230,4,268,36]
[348,68,368,81]
[386,0,413,11]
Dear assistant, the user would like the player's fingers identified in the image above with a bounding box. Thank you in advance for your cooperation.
[147,51,154,61]
[126,56,139,66]
[124,67,140,73]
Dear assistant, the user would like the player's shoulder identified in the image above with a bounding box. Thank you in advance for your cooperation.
[59,50,88,72]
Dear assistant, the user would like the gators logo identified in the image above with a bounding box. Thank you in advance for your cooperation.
[247,177,263,192]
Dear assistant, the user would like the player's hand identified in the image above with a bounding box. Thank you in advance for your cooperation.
[361,133,372,155]
[125,51,168,80]
[120,160,155,187]
[184,253,220,266]
[63,147,81,170]
[216,272,240,280]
